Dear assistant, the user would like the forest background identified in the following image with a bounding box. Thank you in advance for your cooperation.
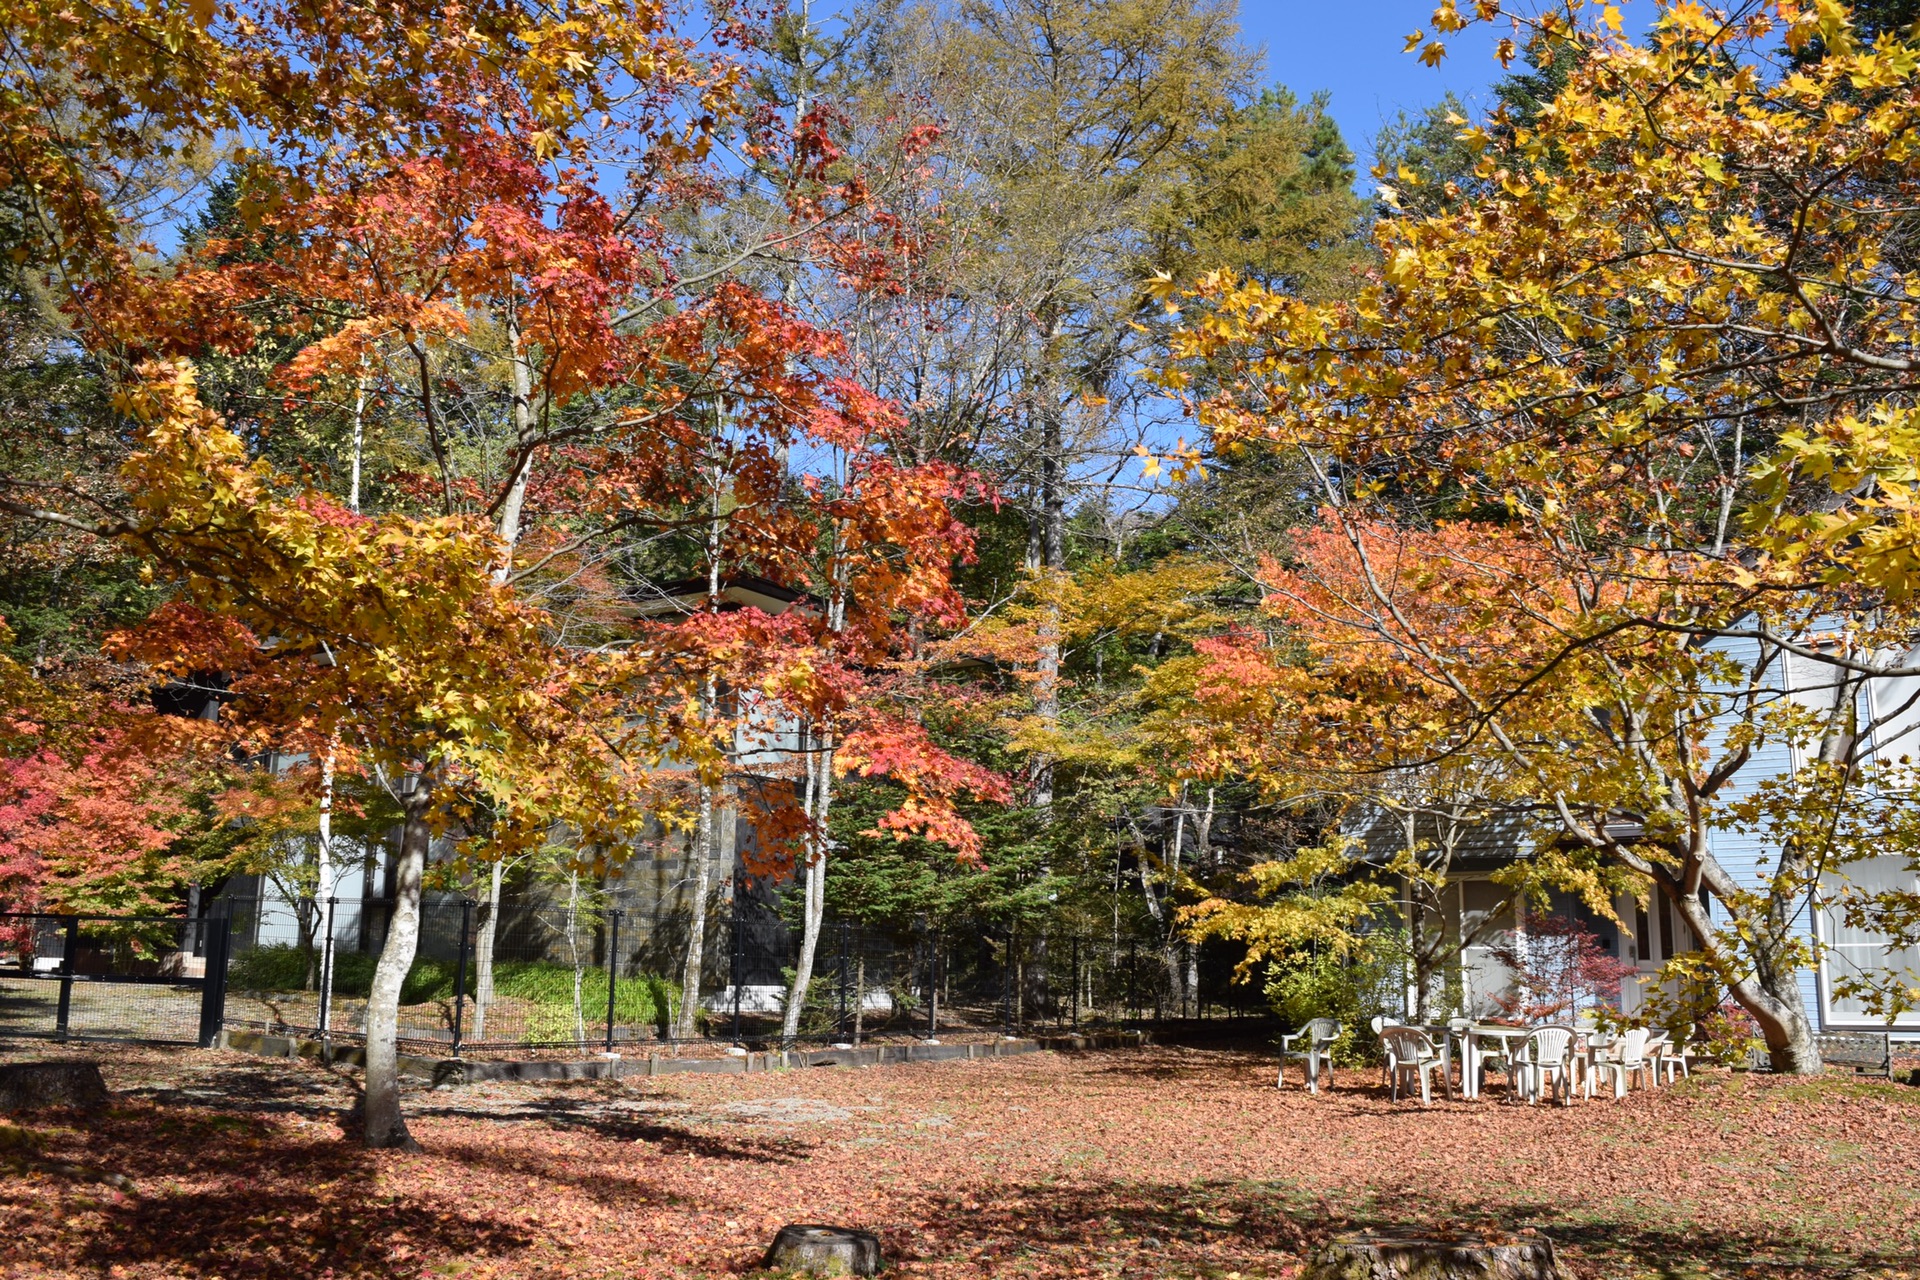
[9,0,1920,1147]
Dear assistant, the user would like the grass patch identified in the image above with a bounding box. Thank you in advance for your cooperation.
[227,944,674,1028]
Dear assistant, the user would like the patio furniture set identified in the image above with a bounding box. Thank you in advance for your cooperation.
[1279,1015,1689,1106]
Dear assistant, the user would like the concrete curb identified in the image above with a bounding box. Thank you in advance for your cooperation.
[219,1028,1149,1086]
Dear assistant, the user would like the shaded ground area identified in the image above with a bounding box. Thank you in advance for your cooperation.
[0,977,202,1043]
[2,1038,1918,1278]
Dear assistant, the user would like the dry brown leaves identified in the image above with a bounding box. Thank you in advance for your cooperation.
[1,1042,1917,1280]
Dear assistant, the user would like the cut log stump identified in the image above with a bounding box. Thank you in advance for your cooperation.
[762,1224,884,1276]
[0,1061,109,1113]
[1305,1234,1561,1280]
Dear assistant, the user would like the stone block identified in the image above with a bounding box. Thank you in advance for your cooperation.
[762,1224,883,1276]
[0,1061,109,1113]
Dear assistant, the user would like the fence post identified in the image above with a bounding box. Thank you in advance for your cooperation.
[450,898,472,1058]
[836,921,850,1041]
[53,916,78,1040]
[1071,936,1080,1031]
[604,908,622,1055]
[729,899,743,1047]
[197,913,232,1048]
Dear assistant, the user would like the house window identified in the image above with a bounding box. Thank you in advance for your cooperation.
[1820,855,1920,1025]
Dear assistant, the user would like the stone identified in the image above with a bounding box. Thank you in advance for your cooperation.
[0,1061,110,1113]
[1305,1234,1562,1280]
[762,1224,884,1277]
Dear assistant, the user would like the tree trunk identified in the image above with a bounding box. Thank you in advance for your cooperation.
[675,787,715,1039]
[363,778,432,1150]
[853,952,865,1044]
[784,726,832,1044]
[471,858,504,1042]
[566,870,586,1044]
[491,306,537,585]
[1668,875,1822,1074]
[783,837,828,1044]
[310,738,340,1006]
[676,459,728,1040]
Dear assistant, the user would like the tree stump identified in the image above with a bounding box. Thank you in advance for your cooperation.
[762,1224,884,1276]
[1305,1234,1561,1280]
[0,1061,110,1113]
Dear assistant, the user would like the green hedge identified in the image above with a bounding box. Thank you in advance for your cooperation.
[227,944,672,1025]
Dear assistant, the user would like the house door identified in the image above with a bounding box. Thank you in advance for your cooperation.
[1619,890,1693,1016]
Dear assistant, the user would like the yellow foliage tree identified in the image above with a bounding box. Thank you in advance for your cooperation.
[1161,0,1920,1072]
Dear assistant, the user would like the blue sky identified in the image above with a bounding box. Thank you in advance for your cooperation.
[1240,1,1517,179]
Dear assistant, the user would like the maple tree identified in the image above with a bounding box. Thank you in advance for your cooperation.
[1161,518,1569,1021]
[1159,0,1920,1070]
[0,0,1007,1149]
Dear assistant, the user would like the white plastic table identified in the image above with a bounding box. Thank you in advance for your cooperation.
[1459,1024,1530,1100]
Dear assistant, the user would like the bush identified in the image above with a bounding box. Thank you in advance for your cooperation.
[1263,931,1409,1066]
[645,974,675,1037]
[485,961,666,1027]
[227,945,670,1029]
[228,943,447,1002]
[227,944,313,993]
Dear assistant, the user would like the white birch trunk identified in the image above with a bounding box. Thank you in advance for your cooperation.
[675,782,717,1039]
[363,777,432,1150]
[471,858,504,1042]
[315,740,338,1032]
[566,870,586,1044]
[675,446,729,1038]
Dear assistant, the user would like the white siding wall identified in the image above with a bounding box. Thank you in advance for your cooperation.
[1705,632,1920,1029]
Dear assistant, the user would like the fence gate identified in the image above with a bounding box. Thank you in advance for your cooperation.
[0,911,230,1048]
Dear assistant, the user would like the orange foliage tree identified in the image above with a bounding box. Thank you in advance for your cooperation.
[1159,0,1920,1070]
[2,0,1002,1144]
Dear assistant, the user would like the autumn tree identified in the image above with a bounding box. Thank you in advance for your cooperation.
[1159,519,1558,1022]
[2,0,1001,1145]
[1162,0,1920,1071]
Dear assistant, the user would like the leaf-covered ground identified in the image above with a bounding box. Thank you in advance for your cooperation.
[2,1039,1918,1279]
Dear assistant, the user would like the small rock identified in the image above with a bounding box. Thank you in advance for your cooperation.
[763,1223,883,1277]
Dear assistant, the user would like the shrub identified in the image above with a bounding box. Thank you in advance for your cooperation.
[228,943,444,1001]
[645,974,675,1037]
[1690,1000,1764,1065]
[226,945,670,1032]
[227,944,312,993]
[1488,913,1636,1024]
[1263,930,1408,1065]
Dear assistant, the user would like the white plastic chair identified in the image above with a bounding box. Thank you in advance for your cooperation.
[1279,1017,1342,1093]
[1516,1025,1576,1106]
[1445,1016,1473,1096]
[1589,1027,1652,1098]
[1473,1028,1523,1098]
[1649,1033,1690,1083]
[1643,1028,1689,1082]
[1380,1026,1451,1106]
[1369,1015,1402,1088]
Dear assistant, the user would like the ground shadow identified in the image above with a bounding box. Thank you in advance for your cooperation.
[2,1103,536,1279]
[882,1176,1913,1278]
[413,1092,814,1165]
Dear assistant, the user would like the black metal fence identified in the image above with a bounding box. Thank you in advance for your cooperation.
[212,894,1257,1057]
[0,911,230,1046]
[0,896,1263,1057]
